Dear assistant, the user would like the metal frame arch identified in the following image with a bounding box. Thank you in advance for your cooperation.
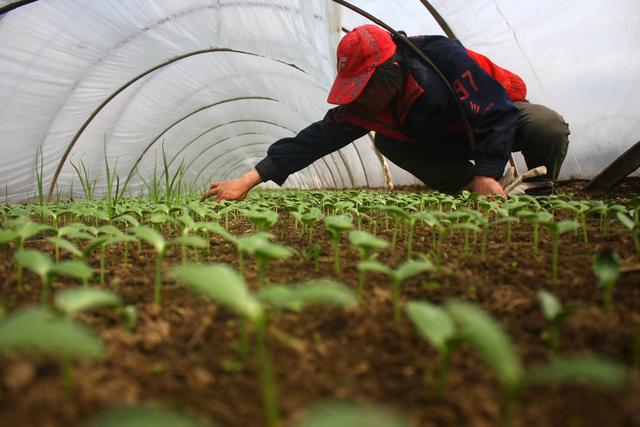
[46,47,310,201]
[119,96,277,194]
[0,0,37,16]
[21,0,330,144]
[161,120,352,187]
[175,127,354,189]
[112,60,331,169]
[198,150,333,191]
[193,145,336,189]
[186,132,353,189]
[163,119,298,175]
[181,132,274,175]
[189,138,345,189]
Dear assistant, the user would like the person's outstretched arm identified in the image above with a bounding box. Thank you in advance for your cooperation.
[201,108,368,202]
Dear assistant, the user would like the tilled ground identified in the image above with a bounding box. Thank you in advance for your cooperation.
[0,179,639,427]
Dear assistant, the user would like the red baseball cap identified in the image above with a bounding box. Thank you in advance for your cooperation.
[327,24,397,105]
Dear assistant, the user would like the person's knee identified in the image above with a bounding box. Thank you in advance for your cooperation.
[530,106,570,149]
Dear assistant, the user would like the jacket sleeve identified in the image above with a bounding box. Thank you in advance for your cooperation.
[254,107,369,186]
[418,36,521,178]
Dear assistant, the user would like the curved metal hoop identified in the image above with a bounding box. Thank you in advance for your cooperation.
[46,47,307,201]
[194,145,338,189]
[190,137,346,189]
[120,96,277,194]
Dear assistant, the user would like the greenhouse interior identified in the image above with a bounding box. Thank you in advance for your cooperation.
[0,1,638,426]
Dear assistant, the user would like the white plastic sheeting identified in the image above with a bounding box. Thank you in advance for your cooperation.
[0,0,638,201]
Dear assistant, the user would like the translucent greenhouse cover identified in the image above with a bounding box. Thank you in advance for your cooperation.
[0,0,638,201]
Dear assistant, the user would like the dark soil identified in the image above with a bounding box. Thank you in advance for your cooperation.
[1,179,639,427]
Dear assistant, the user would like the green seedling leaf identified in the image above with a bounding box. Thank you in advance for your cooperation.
[299,402,411,427]
[293,279,358,309]
[450,222,481,233]
[54,288,122,316]
[357,259,392,276]
[98,225,123,237]
[114,214,140,227]
[301,207,324,225]
[594,250,621,289]
[149,213,172,225]
[14,249,53,279]
[83,405,215,427]
[0,307,103,360]
[53,260,94,282]
[82,237,108,257]
[394,259,434,282]
[169,264,263,322]
[119,305,138,331]
[0,229,18,244]
[15,221,53,241]
[132,226,166,253]
[537,290,562,321]
[406,301,456,353]
[616,212,635,230]
[169,235,208,249]
[253,240,295,261]
[67,231,96,241]
[194,221,236,243]
[555,219,580,235]
[257,285,300,311]
[243,208,279,229]
[324,214,353,232]
[447,300,522,390]
[525,356,627,389]
[47,237,83,258]
[348,230,388,251]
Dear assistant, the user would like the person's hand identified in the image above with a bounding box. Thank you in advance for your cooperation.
[472,175,508,198]
[201,169,262,202]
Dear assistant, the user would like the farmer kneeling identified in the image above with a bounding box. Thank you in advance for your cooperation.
[202,24,569,202]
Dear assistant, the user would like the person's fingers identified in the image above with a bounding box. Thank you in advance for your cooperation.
[200,187,217,202]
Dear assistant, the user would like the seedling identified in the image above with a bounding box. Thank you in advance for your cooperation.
[447,300,627,427]
[593,249,621,312]
[14,249,95,304]
[0,306,104,396]
[408,211,439,260]
[170,263,357,427]
[132,225,206,305]
[54,287,123,317]
[237,234,295,288]
[1,219,53,289]
[243,208,279,232]
[539,219,580,285]
[348,230,389,297]
[616,212,639,257]
[358,258,434,325]
[537,290,573,355]
[406,301,461,393]
[376,205,409,254]
[324,214,353,274]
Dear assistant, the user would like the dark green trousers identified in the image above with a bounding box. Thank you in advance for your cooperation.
[374,102,570,193]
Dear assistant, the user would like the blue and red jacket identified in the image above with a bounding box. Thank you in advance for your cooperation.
[255,35,526,185]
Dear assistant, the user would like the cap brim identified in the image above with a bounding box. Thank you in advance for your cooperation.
[326,69,376,105]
